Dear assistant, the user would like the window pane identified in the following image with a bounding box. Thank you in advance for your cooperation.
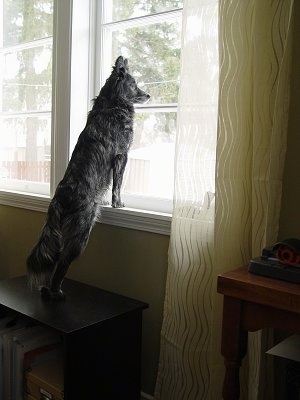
[0,115,51,191]
[3,0,53,46]
[132,111,176,149]
[0,0,53,196]
[123,111,176,200]
[1,45,52,112]
[106,0,183,22]
[100,2,182,212]
[110,18,181,104]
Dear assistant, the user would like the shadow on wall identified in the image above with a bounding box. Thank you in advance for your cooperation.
[0,204,169,395]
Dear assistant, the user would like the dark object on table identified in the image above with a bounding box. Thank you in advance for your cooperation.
[249,238,300,283]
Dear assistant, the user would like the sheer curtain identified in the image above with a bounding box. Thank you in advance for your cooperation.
[155,0,294,399]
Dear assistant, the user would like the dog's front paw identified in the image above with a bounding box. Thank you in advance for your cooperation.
[99,199,109,206]
[112,201,125,208]
[112,193,125,208]
[40,286,66,301]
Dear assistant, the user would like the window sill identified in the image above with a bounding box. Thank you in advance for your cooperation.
[100,206,171,235]
[0,191,171,235]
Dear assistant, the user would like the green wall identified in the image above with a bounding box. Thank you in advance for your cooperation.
[278,0,300,240]
[0,205,169,394]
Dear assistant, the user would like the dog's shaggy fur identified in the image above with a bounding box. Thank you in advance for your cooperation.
[27,56,150,300]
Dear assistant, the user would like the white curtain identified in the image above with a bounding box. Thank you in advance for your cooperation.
[155,0,294,399]
[155,0,219,399]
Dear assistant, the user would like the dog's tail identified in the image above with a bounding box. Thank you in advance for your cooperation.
[27,202,62,289]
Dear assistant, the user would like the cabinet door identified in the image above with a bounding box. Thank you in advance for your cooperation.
[64,311,143,399]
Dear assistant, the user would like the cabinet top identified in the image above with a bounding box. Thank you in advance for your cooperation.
[0,276,148,333]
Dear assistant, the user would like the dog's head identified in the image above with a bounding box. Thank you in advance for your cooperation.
[101,56,150,104]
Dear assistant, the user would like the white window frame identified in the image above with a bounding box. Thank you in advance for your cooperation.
[0,0,173,235]
[0,0,72,202]
[95,1,181,217]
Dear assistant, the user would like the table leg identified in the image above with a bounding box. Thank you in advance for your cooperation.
[221,296,248,400]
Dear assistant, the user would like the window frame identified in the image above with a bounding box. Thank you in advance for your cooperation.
[0,0,72,212]
[95,2,182,215]
[0,0,173,235]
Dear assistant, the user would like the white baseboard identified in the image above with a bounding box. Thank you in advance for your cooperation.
[141,392,154,400]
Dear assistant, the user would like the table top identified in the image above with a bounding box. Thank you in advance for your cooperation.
[0,276,148,333]
[217,266,300,313]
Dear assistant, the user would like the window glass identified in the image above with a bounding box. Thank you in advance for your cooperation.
[111,18,181,105]
[122,111,176,200]
[3,0,53,46]
[0,0,53,195]
[100,2,182,212]
[2,45,52,112]
[0,116,51,185]
[106,0,183,22]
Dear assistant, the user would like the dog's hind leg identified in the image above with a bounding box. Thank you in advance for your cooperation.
[112,153,128,208]
[40,258,70,301]
[41,211,95,300]
[27,203,62,289]
[41,233,90,300]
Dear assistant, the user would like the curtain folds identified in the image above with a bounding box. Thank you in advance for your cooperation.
[155,1,219,399]
[155,0,294,399]
[217,1,294,398]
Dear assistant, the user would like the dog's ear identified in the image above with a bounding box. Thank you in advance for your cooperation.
[123,58,129,71]
[114,56,129,79]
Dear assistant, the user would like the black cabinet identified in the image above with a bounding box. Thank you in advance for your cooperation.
[0,276,148,399]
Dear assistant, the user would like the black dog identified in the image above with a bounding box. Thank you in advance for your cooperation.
[27,56,150,300]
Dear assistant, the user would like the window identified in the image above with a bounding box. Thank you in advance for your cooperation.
[0,0,180,234]
[0,0,73,211]
[0,0,53,196]
[94,1,183,214]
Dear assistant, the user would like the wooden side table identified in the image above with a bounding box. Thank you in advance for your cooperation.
[217,266,300,400]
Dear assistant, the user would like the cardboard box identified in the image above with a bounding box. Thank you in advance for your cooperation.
[25,395,36,400]
[26,358,64,400]
[267,335,300,399]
